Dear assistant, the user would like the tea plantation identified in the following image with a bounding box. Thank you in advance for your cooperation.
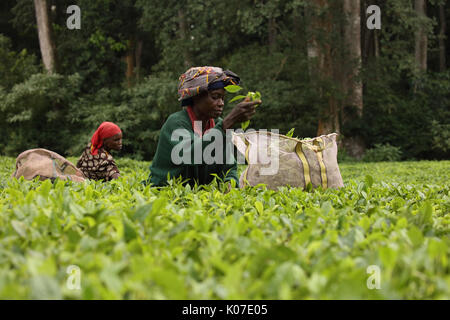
[0,156,448,299]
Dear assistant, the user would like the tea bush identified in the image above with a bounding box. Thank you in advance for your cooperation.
[362,144,403,162]
[0,157,449,299]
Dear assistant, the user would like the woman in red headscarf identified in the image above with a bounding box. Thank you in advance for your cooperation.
[76,122,123,181]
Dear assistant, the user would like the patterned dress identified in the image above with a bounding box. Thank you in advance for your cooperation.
[76,145,120,181]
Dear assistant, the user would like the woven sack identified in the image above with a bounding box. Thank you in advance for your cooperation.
[231,132,344,190]
[12,148,86,182]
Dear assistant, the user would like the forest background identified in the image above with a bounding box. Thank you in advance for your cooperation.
[0,0,449,161]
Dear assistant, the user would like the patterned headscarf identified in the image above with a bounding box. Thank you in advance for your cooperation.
[90,122,122,155]
[178,66,240,102]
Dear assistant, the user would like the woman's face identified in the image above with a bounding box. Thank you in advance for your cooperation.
[103,132,123,151]
[193,89,225,120]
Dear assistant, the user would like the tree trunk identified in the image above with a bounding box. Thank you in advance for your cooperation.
[342,0,365,159]
[374,29,379,58]
[414,0,427,72]
[125,37,136,88]
[362,1,371,63]
[292,7,303,50]
[343,0,363,119]
[268,17,277,53]
[439,3,446,72]
[306,0,340,136]
[178,9,192,68]
[33,0,56,73]
[135,39,143,81]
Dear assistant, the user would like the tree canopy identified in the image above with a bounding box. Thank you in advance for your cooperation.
[0,0,449,160]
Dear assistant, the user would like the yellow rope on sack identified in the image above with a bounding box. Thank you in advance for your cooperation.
[295,142,311,188]
[243,137,251,187]
[314,138,328,189]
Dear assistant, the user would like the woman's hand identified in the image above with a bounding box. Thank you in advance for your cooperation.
[222,97,262,130]
[111,172,121,180]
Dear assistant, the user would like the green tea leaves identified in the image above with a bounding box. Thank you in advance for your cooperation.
[241,91,262,130]
[11,220,27,238]
[229,95,246,103]
[123,218,138,242]
[379,246,398,269]
[0,156,449,299]
[224,85,262,131]
[407,225,424,247]
[241,120,250,131]
[286,128,295,138]
[255,201,264,215]
[224,85,242,93]
[365,175,374,188]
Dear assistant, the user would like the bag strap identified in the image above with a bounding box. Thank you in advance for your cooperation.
[60,162,68,172]
[300,139,326,152]
[242,137,251,187]
[236,131,332,152]
[295,137,328,189]
[295,142,311,187]
[51,157,71,180]
[51,158,58,178]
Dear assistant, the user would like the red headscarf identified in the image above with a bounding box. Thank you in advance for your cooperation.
[90,122,122,155]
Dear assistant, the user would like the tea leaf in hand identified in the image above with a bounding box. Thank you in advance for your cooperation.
[241,120,250,131]
[224,85,242,93]
[229,95,246,103]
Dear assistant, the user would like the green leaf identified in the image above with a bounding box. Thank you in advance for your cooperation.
[241,120,250,131]
[11,220,27,238]
[150,268,187,299]
[224,85,242,93]
[100,266,123,294]
[123,219,137,242]
[358,216,371,232]
[307,273,327,294]
[396,217,408,229]
[286,128,295,138]
[427,239,447,266]
[379,246,398,269]
[407,225,424,247]
[133,203,153,222]
[229,95,246,103]
[151,197,167,215]
[255,201,264,215]
[419,201,433,225]
[30,276,62,300]
[365,175,374,188]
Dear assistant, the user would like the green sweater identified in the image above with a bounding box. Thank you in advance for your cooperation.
[148,109,239,187]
